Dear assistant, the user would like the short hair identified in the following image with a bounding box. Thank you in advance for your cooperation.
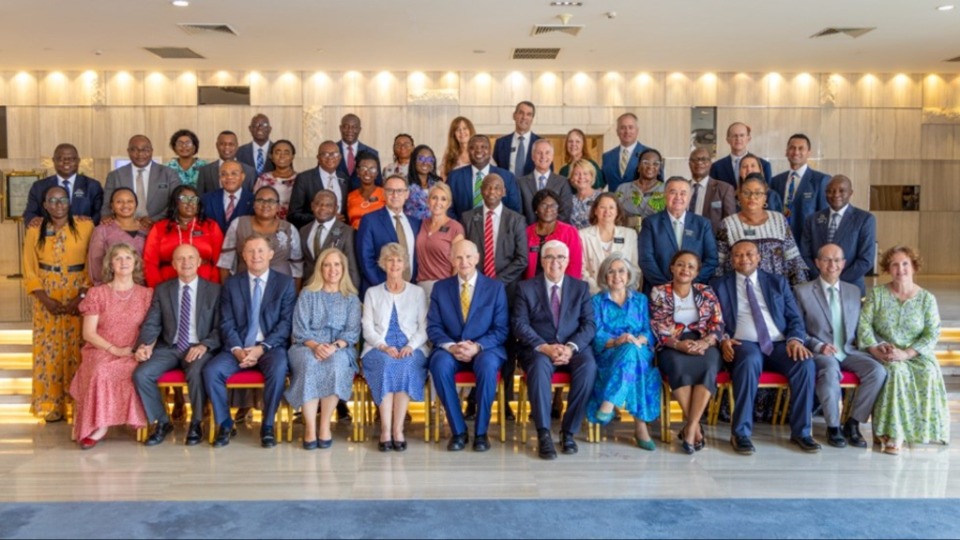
[727,122,751,136]
[312,189,337,204]
[633,148,663,180]
[664,176,691,191]
[669,249,702,271]
[468,134,490,147]
[392,133,415,163]
[596,252,639,292]
[241,232,272,253]
[254,185,280,201]
[356,150,380,168]
[341,113,360,124]
[100,242,145,285]
[304,247,358,296]
[532,138,553,152]
[731,239,759,254]
[271,139,296,157]
[880,245,922,274]
[587,192,626,227]
[531,188,560,217]
[740,173,768,192]
[816,243,846,260]
[54,143,79,156]
[377,242,409,272]
[541,239,569,258]
[164,184,206,226]
[218,130,237,139]
[617,112,638,124]
[787,133,812,148]
[169,129,199,154]
[515,101,536,116]
[384,174,409,187]
[569,158,596,181]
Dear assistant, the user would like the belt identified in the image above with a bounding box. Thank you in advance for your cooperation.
[39,263,85,273]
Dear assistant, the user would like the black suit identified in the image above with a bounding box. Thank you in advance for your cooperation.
[516,171,573,225]
[287,167,350,229]
[236,142,275,175]
[196,160,257,196]
[23,175,104,225]
[299,218,360,290]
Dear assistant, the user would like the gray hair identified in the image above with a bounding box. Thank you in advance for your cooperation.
[377,242,409,271]
[541,239,569,258]
[596,251,639,292]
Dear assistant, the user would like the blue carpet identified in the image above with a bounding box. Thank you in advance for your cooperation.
[1,499,955,539]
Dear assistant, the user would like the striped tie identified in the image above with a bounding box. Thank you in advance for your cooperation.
[176,285,191,353]
[255,148,265,176]
[827,213,840,243]
[619,147,629,177]
[483,209,496,278]
[472,170,484,208]
[460,282,471,320]
[225,194,236,222]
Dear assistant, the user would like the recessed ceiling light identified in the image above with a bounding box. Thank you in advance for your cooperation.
[938,4,955,10]
[171,0,189,6]
[550,1,583,5]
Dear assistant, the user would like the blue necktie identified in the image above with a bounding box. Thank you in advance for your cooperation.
[256,148,265,176]
[176,285,192,353]
[244,277,262,347]
[745,277,774,356]
[63,180,71,203]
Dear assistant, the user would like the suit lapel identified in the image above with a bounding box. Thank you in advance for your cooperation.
[812,283,832,329]
[450,279,466,326]
[169,281,181,330]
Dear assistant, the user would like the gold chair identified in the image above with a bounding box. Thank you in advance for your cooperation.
[432,372,506,443]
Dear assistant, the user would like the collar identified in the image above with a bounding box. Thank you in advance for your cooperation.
[252,141,271,152]
[736,270,759,285]
[831,204,850,218]
[534,168,551,178]
[620,142,637,153]
[485,203,503,217]
[668,211,686,224]
[819,277,841,295]
[179,276,199,289]
[691,175,710,187]
[789,164,809,178]
[249,269,270,284]
[546,275,564,290]
[730,151,748,160]
[472,165,490,177]
[57,174,78,184]
[458,271,479,290]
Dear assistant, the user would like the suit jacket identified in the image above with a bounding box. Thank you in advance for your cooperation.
[299,219,359,290]
[196,160,257,196]
[691,177,737,234]
[446,165,521,222]
[770,167,830,244]
[794,279,864,355]
[23,174,103,224]
[219,270,296,351]
[337,141,381,190]
[426,274,510,360]
[136,277,222,352]
[709,270,806,343]
[601,142,649,192]
[102,163,181,221]
[800,205,876,295]
[512,275,596,359]
[236,142,275,175]
[287,167,350,229]
[493,132,540,177]
[516,170,573,225]
[356,208,422,297]
[710,155,773,189]
[462,205,529,296]
[638,211,718,291]
[201,188,254,235]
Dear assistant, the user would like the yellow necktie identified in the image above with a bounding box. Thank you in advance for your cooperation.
[394,214,411,281]
[460,282,471,320]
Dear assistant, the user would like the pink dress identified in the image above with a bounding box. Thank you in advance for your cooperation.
[69,284,152,440]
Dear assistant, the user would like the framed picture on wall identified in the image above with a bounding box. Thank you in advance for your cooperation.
[2,171,43,222]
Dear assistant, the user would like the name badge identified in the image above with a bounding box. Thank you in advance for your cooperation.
[158,183,169,189]
[192,230,204,237]
[744,228,756,237]
[803,192,813,199]
[710,201,722,208]
[530,245,540,253]
[684,229,695,237]
[613,237,625,244]
[439,226,450,233]
[74,190,86,199]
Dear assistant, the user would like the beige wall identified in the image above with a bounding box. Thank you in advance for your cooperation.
[2,70,960,273]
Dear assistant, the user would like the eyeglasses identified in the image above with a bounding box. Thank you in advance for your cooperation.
[254,198,279,205]
[416,156,436,164]
[250,122,270,129]
[45,197,70,205]
[689,157,710,163]
[538,203,559,210]
[175,140,195,147]
[640,160,662,167]
[384,188,408,196]
[541,255,568,262]
[817,257,845,264]
[740,190,766,199]
[358,165,379,173]
[178,195,200,204]
[128,146,152,154]
[319,152,341,159]
[395,141,413,148]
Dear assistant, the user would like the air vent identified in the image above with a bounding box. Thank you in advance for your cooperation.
[144,47,205,59]
[531,24,584,37]
[177,23,239,36]
[512,48,561,60]
[810,27,876,39]
[946,56,960,62]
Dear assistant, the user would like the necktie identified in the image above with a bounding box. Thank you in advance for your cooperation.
[460,282,471,320]
[483,210,497,278]
[786,171,799,207]
[225,193,236,222]
[732,158,740,185]
[514,135,526,176]
[313,223,325,257]
[135,168,147,217]
[674,219,684,249]
[394,215,411,281]
[619,147,630,177]
[473,170,484,208]
[689,182,700,213]
[829,287,847,361]
[244,277,262,347]
[256,148,265,176]
[63,180,71,203]
[827,212,840,243]
[346,145,355,176]
[745,277,774,356]
[176,285,192,353]
[550,284,561,328]
[538,174,547,191]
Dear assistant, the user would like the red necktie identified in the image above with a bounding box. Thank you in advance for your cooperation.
[483,210,496,278]
[346,145,356,176]
[225,194,236,221]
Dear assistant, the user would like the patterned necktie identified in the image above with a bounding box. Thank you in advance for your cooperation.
[786,171,799,207]
[63,180,71,203]
[244,277,262,347]
[460,282,471,320]
[829,286,847,361]
[550,284,561,328]
[689,182,700,213]
[255,148,265,176]
[346,145,355,176]
[394,215,411,281]
[176,285,192,353]
[827,212,840,243]
[225,193,236,222]
[745,277,774,355]
[538,174,547,191]
[135,168,147,217]
[514,135,526,176]
[619,147,630,177]
[473,170,484,208]
[483,210,497,278]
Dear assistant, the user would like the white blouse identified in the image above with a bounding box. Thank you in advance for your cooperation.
[361,282,431,357]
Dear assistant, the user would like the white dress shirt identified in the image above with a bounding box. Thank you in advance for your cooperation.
[222,187,243,213]
[484,203,503,247]
[732,271,785,343]
[320,167,343,210]
[248,269,270,344]
[690,176,710,216]
[305,218,336,258]
[508,132,531,175]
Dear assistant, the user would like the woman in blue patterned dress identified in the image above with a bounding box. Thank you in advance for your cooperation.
[586,252,661,450]
[285,247,361,449]
[404,145,442,221]
[360,243,430,452]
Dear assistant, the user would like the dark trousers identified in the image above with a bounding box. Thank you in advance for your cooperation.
[430,350,504,437]
[203,348,288,429]
[731,340,815,438]
[521,349,596,434]
[133,345,212,424]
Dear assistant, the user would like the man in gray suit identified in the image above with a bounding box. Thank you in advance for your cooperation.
[133,244,221,446]
[102,134,180,222]
[196,130,257,195]
[300,189,359,290]
[687,146,737,235]
[794,243,885,448]
[517,139,572,225]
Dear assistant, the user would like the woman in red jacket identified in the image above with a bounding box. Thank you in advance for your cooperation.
[143,185,223,287]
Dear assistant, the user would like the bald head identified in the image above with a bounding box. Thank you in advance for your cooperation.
[172,243,201,282]
[451,239,480,280]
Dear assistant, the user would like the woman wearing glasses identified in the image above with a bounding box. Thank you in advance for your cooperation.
[614,148,666,222]
[524,189,583,279]
[404,145,443,221]
[165,129,206,188]
[142,185,223,287]
[347,151,385,229]
[383,134,415,180]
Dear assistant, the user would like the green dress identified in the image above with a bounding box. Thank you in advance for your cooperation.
[857,285,949,444]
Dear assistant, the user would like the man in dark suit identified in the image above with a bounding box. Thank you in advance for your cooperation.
[133,244,221,446]
[769,133,830,244]
[200,160,254,234]
[357,175,422,298]
[794,244,885,449]
[428,240,510,452]
[493,101,539,178]
[288,140,350,229]
[300,190,359,289]
[101,135,180,222]
[196,131,257,195]
[23,143,103,225]
[687,146,736,235]
[513,240,597,460]
[203,234,296,448]
[800,175,876,295]
[447,135,521,221]
[710,122,772,188]
[236,114,274,177]
[601,113,650,192]
[337,113,381,189]
[711,240,820,455]
[516,139,572,225]
[638,177,718,292]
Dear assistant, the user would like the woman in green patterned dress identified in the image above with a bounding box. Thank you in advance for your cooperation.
[614,148,665,223]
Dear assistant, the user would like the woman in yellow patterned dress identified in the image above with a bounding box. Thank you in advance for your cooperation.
[22,185,93,422]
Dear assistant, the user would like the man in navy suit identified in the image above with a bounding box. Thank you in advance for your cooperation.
[337,113,381,189]
[196,131,257,196]
[710,240,820,455]
[288,140,351,229]
[769,134,830,245]
[446,135,521,221]
[236,114,274,177]
[493,101,539,178]
[200,161,254,235]
[601,113,650,192]
[638,177,718,292]
[513,240,597,460]
[516,139,573,225]
[357,175,422,298]
[710,122,772,188]
[428,240,510,452]
[800,175,876,296]
[23,143,103,224]
[203,234,296,449]
[687,147,737,234]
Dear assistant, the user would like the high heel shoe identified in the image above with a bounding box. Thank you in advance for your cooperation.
[378,440,392,452]
[634,436,656,451]
[79,437,99,450]
[680,440,695,455]
[695,422,705,451]
[595,409,615,425]
[392,440,407,452]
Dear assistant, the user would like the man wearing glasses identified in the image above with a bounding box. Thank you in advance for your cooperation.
[24,143,104,224]
[237,114,275,176]
[287,140,351,229]
[687,146,736,235]
[102,135,180,222]
[357,175,422,298]
[197,131,257,196]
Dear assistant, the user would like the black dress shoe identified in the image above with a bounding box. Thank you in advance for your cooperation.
[260,426,277,448]
[317,438,333,449]
[826,427,847,448]
[447,433,468,451]
[473,434,490,452]
[392,440,407,452]
[463,401,477,421]
[560,431,578,455]
[843,420,868,448]
[790,435,822,453]
[144,421,174,446]
[303,438,319,450]
[730,435,756,455]
[537,429,557,460]
[378,440,392,452]
[185,422,203,446]
[504,404,516,422]
[212,423,236,448]
[336,400,352,424]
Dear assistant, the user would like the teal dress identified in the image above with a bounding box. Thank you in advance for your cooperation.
[857,285,949,444]
[165,158,207,188]
[586,291,661,423]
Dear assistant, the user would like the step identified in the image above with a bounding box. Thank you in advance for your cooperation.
[0,394,30,405]
[0,330,32,346]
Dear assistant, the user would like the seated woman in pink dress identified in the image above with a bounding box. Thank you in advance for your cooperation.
[70,243,153,449]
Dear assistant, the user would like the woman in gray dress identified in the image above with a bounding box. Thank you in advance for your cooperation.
[284,247,361,449]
